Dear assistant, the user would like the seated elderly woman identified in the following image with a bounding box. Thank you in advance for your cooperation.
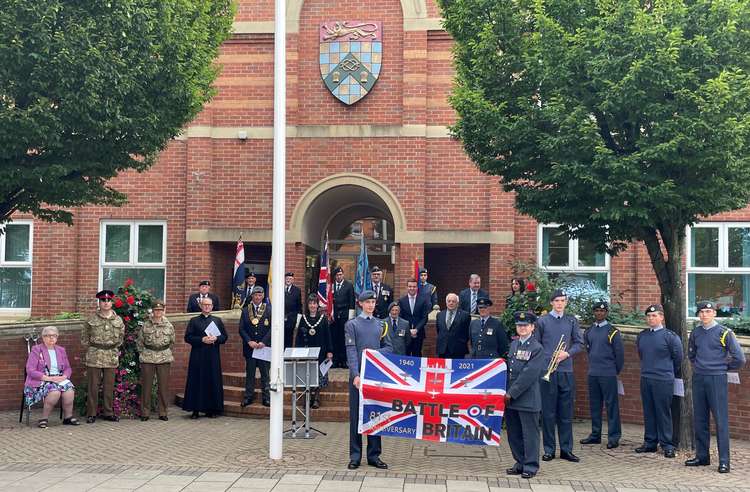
[24,326,80,428]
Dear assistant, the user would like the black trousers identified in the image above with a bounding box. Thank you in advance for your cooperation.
[284,315,296,348]
[332,317,348,366]
[349,383,381,463]
[693,374,730,464]
[540,371,574,455]
[587,375,621,443]
[506,408,540,474]
[640,376,674,451]
[245,357,270,401]
[406,337,423,357]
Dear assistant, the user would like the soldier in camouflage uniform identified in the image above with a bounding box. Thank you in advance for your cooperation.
[136,300,175,421]
[81,290,125,423]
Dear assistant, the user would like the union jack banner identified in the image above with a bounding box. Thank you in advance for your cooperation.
[358,350,506,445]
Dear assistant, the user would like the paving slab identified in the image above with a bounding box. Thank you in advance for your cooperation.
[195,471,243,482]
[447,480,490,492]
[278,473,323,484]
[362,476,405,489]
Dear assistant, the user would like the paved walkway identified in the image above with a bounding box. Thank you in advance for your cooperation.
[1,407,747,491]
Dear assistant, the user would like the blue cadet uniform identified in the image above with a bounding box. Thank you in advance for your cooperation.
[534,289,584,460]
[418,267,439,309]
[345,290,393,469]
[469,298,509,358]
[636,304,683,457]
[581,301,624,448]
[686,301,746,472]
[505,312,545,479]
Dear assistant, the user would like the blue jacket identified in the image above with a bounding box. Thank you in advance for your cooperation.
[345,314,393,380]
[239,302,271,359]
[688,323,746,376]
[584,321,624,376]
[636,327,683,380]
[506,336,545,412]
[534,312,583,373]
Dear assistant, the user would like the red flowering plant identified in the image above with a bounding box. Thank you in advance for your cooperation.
[110,278,156,417]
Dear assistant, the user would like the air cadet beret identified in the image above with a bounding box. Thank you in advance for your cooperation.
[285,272,294,277]
[371,266,382,273]
[593,300,609,310]
[514,311,537,324]
[199,280,211,286]
[696,301,715,311]
[96,290,115,300]
[358,290,377,302]
[387,301,400,312]
[419,267,427,274]
[550,289,567,301]
[476,297,493,308]
[252,286,265,295]
[333,266,343,274]
[152,300,165,310]
[644,304,663,314]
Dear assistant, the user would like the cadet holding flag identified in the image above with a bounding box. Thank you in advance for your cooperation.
[580,301,624,449]
[685,301,746,473]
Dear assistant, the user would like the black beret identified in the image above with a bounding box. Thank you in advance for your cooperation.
[251,286,265,295]
[645,304,663,314]
[418,267,427,274]
[96,290,115,300]
[593,300,609,310]
[696,301,715,311]
[199,280,211,286]
[550,289,566,301]
[371,266,382,273]
[358,290,377,302]
[285,272,294,277]
[244,270,253,278]
[333,266,343,274]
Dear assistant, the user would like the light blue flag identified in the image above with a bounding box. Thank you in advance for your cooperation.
[355,234,372,298]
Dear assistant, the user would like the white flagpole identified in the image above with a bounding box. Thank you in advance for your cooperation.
[269,0,286,460]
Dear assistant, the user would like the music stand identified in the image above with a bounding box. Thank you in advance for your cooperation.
[283,347,326,438]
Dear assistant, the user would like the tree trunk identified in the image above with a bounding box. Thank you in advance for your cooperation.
[643,225,694,452]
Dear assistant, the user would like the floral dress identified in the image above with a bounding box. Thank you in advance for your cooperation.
[24,349,75,406]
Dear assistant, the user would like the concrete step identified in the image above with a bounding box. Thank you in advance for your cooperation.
[174,393,350,421]
[223,385,350,403]
[222,367,352,392]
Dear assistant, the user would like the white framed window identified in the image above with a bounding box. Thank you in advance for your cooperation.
[686,222,750,318]
[0,221,33,312]
[537,224,610,291]
[100,221,167,301]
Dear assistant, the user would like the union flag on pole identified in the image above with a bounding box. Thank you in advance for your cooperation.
[318,234,333,319]
[358,350,506,445]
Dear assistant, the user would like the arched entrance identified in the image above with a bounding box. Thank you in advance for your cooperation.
[292,175,403,290]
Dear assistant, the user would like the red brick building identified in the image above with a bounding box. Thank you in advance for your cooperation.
[2,0,750,321]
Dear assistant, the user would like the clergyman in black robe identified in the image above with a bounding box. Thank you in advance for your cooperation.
[182,305,228,418]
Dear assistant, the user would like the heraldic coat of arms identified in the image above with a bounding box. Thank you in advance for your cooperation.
[319,21,382,105]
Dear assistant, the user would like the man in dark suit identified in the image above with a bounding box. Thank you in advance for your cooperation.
[435,293,471,359]
[371,266,393,319]
[383,302,409,355]
[234,271,257,308]
[239,286,271,407]
[397,279,431,357]
[283,272,302,348]
[332,266,356,367]
[187,280,221,313]
[458,274,488,316]
[418,267,439,311]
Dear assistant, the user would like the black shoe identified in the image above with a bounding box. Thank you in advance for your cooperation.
[367,459,388,469]
[102,415,119,422]
[580,436,601,445]
[718,463,730,473]
[347,461,360,470]
[521,472,535,479]
[63,418,80,426]
[664,449,676,458]
[140,416,149,422]
[311,400,321,409]
[86,416,96,424]
[241,397,254,408]
[506,467,522,475]
[159,416,169,421]
[542,454,555,461]
[606,442,619,449]
[560,451,580,462]
[635,445,657,453]
[685,457,710,466]
[262,400,270,407]
[190,412,200,419]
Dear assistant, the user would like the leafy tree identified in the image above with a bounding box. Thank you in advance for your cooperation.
[0,0,233,226]
[439,0,750,449]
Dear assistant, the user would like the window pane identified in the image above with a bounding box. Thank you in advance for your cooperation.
[103,268,165,300]
[542,227,569,267]
[4,224,30,262]
[138,225,164,263]
[105,225,130,263]
[578,239,606,267]
[550,272,609,292]
[0,267,32,308]
[728,227,750,268]
[690,227,719,268]
[688,273,749,317]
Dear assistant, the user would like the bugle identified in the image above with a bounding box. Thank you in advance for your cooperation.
[542,334,566,382]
